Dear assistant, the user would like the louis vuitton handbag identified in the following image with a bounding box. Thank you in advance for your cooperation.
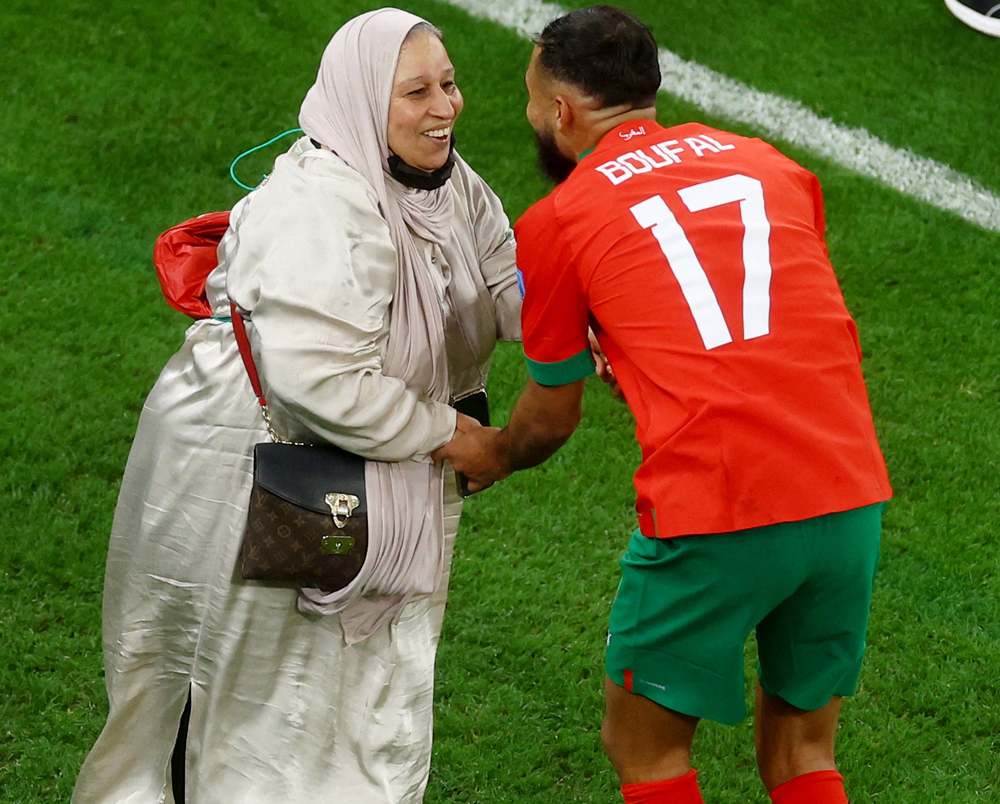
[231,303,368,592]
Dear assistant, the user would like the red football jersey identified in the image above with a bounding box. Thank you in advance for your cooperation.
[516,121,891,538]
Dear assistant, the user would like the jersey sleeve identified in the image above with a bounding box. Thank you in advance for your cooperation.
[514,196,595,386]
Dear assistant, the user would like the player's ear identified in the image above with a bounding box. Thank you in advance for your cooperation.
[553,94,574,133]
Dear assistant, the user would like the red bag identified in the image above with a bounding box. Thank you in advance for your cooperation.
[152,211,231,319]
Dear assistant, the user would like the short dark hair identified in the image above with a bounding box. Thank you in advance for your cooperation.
[535,6,660,109]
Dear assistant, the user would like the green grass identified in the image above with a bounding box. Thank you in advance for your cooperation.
[1,0,998,802]
[558,0,1000,191]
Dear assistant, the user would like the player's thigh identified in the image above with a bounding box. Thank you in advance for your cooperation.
[606,527,802,726]
[756,503,885,712]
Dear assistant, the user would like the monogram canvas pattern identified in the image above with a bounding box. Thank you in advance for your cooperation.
[241,486,368,592]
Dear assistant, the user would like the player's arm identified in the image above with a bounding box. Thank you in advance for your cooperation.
[432,377,584,492]
[432,197,590,490]
[496,376,585,469]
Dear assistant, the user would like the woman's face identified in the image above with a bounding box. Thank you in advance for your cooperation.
[387,32,464,172]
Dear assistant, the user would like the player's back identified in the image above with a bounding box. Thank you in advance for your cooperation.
[546,120,891,536]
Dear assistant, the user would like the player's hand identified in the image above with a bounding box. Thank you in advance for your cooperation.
[588,329,625,401]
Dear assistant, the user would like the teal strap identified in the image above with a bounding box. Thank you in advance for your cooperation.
[211,315,232,322]
[229,128,304,190]
[525,347,595,386]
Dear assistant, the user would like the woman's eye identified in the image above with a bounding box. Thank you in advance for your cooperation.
[443,81,457,93]
[407,87,427,97]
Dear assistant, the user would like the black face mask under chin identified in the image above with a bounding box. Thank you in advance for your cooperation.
[387,138,456,190]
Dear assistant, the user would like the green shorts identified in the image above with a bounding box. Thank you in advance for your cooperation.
[605,503,885,725]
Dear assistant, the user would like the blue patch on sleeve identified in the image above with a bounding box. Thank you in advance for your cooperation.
[516,268,525,299]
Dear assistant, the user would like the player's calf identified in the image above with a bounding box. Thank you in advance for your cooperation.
[601,676,704,802]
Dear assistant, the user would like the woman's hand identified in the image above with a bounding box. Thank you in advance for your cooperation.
[453,411,483,436]
[432,414,509,493]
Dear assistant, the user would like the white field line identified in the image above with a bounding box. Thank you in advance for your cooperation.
[442,0,1000,233]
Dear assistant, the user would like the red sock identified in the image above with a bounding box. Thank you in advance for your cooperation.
[769,770,848,804]
[621,769,704,804]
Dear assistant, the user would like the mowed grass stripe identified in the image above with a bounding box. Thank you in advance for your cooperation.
[441,0,1000,233]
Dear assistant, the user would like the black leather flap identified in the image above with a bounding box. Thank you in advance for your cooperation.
[253,442,367,516]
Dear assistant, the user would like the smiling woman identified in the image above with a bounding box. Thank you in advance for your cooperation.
[70,7,521,804]
[388,24,465,175]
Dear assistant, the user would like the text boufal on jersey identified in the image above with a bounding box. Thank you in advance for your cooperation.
[596,129,737,186]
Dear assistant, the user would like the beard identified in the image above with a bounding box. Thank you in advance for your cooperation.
[533,128,577,185]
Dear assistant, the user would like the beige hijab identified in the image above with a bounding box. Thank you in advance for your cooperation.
[299,8,453,403]
[295,9,457,640]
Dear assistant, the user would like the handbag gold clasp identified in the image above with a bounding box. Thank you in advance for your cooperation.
[325,492,360,530]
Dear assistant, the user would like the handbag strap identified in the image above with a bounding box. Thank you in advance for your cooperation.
[231,301,281,443]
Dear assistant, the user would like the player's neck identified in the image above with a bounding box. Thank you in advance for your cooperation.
[574,106,657,158]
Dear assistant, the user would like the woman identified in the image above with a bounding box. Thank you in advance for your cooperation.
[73,9,520,803]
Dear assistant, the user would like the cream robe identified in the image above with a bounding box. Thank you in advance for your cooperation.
[73,140,520,804]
